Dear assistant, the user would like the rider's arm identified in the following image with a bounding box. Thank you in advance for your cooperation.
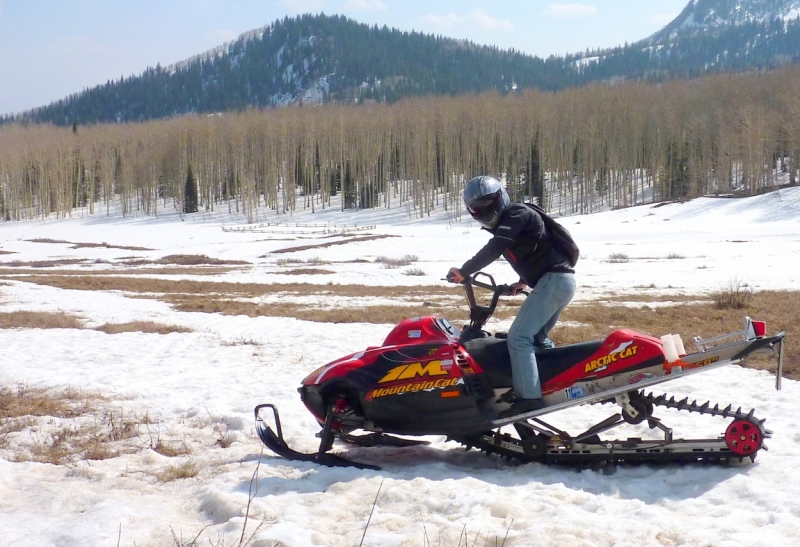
[459,207,534,277]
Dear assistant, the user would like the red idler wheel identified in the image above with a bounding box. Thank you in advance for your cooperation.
[725,419,763,456]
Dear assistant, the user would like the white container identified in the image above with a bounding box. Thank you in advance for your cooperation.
[661,334,679,363]
[672,333,687,357]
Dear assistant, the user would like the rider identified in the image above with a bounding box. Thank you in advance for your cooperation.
[448,176,576,417]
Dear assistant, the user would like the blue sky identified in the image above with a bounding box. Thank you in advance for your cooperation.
[0,0,688,115]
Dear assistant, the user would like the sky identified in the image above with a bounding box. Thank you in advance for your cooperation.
[0,0,689,116]
[0,185,799,546]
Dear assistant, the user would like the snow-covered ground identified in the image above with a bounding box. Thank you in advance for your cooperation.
[0,188,799,546]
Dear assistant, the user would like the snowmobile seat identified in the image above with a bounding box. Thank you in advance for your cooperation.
[463,337,603,389]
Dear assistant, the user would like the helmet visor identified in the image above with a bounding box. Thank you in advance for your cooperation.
[467,191,501,219]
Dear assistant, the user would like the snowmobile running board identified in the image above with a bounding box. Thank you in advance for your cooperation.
[491,330,786,426]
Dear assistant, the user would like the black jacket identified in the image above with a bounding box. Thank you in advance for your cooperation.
[460,203,574,287]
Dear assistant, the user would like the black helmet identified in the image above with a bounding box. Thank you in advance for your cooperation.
[463,176,510,230]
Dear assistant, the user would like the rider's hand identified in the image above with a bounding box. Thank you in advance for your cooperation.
[447,268,464,283]
[510,281,527,296]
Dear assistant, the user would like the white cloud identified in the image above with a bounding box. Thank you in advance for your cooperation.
[423,10,512,31]
[279,0,325,13]
[544,3,598,19]
[467,9,513,31]
[344,0,387,11]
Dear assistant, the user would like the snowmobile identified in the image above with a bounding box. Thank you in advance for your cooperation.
[254,272,786,470]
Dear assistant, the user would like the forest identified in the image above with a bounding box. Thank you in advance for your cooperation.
[1,64,799,223]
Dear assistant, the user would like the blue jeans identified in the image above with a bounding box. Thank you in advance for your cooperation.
[507,272,576,399]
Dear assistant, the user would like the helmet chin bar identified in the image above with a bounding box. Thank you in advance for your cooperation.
[477,211,501,230]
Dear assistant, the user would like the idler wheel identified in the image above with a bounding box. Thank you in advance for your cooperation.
[522,434,549,459]
[621,398,654,425]
[724,419,763,456]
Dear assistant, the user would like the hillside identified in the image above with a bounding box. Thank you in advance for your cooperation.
[6,2,800,126]
[4,14,572,126]
[569,0,800,81]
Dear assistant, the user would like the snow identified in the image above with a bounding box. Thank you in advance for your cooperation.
[1,188,800,546]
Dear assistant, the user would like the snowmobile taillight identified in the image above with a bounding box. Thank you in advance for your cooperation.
[752,321,766,337]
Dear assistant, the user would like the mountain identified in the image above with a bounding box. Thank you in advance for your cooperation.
[6,3,800,126]
[651,0,800,40]
[568,0,800,81]
[3,14,574,126]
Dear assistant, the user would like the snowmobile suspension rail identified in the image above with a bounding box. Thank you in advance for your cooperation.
[456,391,771,466]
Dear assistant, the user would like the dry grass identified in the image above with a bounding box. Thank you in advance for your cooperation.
[1,274,454,299]
[607,253,630,263]
[276,258,303,266]
[166,296,464,324]
[0,386,127,463]
[0,266,241,276]
[0,250,15,255]
[94,321,193,335]
[0,385,84,419]
[268,234,398,254]
[2,258,89,268]
[376,254,419,268]
[0,310,84,329]
[26,238,153,251]
[710,278,754,309]
[281,268,336,275]
[154,254,249,266]
[1,273,795,379]
[152,439,190,458]
[120,254,249,266]
[0,386,201,465]
[156,461,198,482]
[25,238,71,244]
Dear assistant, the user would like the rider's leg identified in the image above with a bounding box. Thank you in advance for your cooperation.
[533,294,573,349]
[507,273,576,399]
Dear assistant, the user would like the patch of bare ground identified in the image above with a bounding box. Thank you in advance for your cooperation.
[25,238,71,244]
[1,274,795,379]
[0,266,242,276]
[267,234,399,254]
[0,250,15,255]
[0,275,456,298]
[166,296,468,325]
[26,238,153,251]
[125,254,250,266]
[280,268,336,275]
[0,385,237,471]
[0,310,84,329]
[94,321,193,335]
[155,461,198,482]
[2,258,90,268]
[0,386,134,464]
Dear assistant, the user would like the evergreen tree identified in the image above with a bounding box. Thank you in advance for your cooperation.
[184,164,198,214]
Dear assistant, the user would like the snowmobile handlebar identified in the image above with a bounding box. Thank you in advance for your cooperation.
[445,271,526,296]
[445,272,526,330]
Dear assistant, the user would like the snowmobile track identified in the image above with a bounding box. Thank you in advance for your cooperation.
[456,391,771,466]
